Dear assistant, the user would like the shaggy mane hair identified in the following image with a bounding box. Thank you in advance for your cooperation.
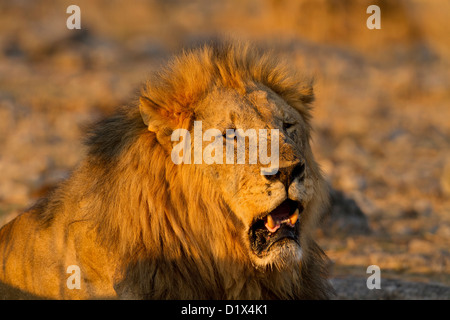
[142,42,314,131]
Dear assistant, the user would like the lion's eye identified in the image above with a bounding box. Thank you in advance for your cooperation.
[222,130,236,141]
[283,122,295,131]
[222,126,237,139]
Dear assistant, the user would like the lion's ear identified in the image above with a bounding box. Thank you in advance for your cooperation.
[139,96,171,134]
[139,96,176,148]
[139,96,153,127]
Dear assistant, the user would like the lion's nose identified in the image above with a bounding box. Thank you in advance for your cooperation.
[264,161,306,189]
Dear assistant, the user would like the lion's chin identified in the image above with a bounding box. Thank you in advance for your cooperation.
[251,240,303,271]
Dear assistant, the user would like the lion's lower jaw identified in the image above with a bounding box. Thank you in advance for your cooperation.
[251,242,302,272]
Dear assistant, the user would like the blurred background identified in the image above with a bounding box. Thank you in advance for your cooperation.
[0,0,449,298]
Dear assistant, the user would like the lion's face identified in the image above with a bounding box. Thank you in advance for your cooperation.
[138,43,329,276]
[186,84,324,270]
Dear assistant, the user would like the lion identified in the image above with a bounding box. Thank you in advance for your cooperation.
[0,42,333,299]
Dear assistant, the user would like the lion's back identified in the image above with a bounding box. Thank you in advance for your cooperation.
[0,201,117,299]
[0,208,59,299]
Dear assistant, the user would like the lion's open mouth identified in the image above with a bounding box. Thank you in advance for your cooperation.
[248,199,302,257]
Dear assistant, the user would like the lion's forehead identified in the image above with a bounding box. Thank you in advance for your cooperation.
[197,87,299,130]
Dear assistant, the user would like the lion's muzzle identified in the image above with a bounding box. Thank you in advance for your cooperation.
[264,160,305,189]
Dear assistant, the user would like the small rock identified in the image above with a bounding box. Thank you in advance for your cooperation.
[401,208,419,219]
[321,187,371,236]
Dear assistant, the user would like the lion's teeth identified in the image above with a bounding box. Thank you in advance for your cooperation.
[289,208,299,225]
[266,214,276,229]
[265,214,281,232]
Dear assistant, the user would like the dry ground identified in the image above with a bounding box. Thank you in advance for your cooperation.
[0,0,449,299]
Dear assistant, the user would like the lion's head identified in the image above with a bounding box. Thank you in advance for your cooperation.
[138,43,329,272]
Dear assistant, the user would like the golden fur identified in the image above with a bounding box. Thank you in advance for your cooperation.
[0,42,333,299]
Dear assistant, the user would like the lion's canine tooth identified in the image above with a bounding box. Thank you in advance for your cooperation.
[266,214,276,230]
[289,208,299,225]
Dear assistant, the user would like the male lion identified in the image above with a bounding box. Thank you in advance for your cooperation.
[0,43,333,299]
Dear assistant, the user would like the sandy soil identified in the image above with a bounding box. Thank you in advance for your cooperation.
[0,0,449,299]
